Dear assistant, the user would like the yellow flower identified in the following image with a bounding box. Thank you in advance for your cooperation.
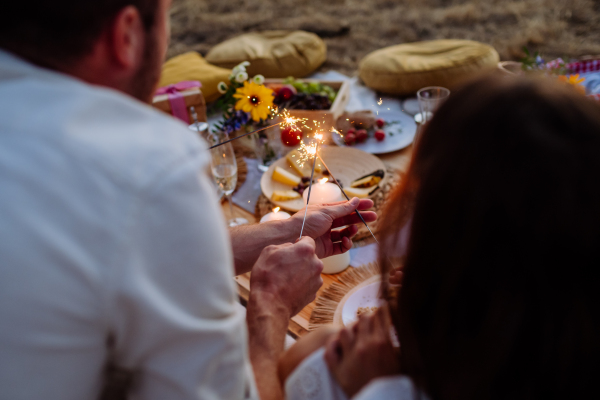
[233,81,274,122]
[558,74,586,94]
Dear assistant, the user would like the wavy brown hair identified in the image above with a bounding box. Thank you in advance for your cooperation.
[380,74,600,400]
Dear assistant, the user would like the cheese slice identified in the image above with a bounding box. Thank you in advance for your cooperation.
[271,190,301,202]
[343,186,379,199]
[351,175,382,188]
[287,150,323,176]
[272,166,301,186]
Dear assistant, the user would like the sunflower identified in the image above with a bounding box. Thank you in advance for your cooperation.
[233,81,275,122]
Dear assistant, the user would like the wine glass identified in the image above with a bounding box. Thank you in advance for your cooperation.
[209,132,248,227]
[416,86,450,142]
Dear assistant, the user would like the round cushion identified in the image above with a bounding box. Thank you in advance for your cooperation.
[158,52,232,103]
[206,30,326,78]
[359,40,500,96]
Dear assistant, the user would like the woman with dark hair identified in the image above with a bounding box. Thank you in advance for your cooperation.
[281,73,600,400]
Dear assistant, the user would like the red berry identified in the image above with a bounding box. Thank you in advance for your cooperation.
[375,129,386,141]
[281,126,303,146]
[344,132,356,145]
[347,128,356,135]
[356,129,368,143]
[278,87,295,101]
[376,118,385,128]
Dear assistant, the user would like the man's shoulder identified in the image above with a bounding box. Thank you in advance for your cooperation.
[0,70,209,191]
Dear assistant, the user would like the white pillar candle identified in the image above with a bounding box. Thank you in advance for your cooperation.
[260,207,291,223]
[302,180,342,205]
[303,179,349,274]
[321,251,351,274]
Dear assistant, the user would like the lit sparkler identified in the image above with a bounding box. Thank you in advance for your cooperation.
[299,140,320,239]
[209,108,307,149]
[316,152,379,245]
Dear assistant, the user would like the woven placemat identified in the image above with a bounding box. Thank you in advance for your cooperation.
[308,263,381,330]
[255,165,403,242]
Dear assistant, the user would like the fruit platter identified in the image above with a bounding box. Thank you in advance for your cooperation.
[260,146,387,212]
[264,78,351,133]
[332,110,417,155]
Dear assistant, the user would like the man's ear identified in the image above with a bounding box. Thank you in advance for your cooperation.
[109,6,145,70]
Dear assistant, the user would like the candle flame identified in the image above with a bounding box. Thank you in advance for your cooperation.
[273,207,280,213]
[318,178,328,185]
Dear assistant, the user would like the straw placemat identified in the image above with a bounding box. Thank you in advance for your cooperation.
[308,263,381,330]
[255,165,403,242]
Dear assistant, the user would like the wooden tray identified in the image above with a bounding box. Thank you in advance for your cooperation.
[264,79,351,134]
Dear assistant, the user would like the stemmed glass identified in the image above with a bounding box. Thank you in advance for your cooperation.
[209,132,248,227]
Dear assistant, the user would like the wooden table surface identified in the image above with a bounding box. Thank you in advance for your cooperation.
[229,144,414,338]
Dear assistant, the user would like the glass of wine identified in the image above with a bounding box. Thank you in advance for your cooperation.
[209,132,248,227]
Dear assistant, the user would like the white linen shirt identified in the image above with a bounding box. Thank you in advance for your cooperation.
[0,50,257,400]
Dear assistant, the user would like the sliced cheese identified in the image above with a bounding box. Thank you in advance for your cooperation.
[271,190,301,202]
[343,185,379,199]
[272,166,301,186]
[351,175,382,188]
[287,150,323,176]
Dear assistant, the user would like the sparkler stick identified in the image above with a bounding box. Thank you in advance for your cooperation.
[317,153,380,245]
[208,122,280,149]
[299,142,319,240]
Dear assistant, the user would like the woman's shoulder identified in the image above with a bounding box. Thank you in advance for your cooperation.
[353,375,425,400]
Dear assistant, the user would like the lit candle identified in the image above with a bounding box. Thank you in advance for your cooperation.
[260,207,291,223]
[303,179,342,205]
[303,178,350,274]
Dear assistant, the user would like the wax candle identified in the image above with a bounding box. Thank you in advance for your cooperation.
[303,178,349,274]
[303,179,342,205]
[260,207,291,223]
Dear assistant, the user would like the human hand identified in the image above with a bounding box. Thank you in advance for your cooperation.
[290,197,377,259]
[250,237,323,317]
[324,307,400,398]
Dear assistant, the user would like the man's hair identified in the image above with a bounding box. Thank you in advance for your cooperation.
[0,0,159,69]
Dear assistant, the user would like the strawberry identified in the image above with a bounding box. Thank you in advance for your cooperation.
[375,130,386,141]
[376,118,385,128]
[280,126,303,146]
[344,132,356,145]
[356,129,368,143]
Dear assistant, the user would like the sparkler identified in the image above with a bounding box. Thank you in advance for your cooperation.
[298,140,319,240]
[209,109,307,149]
[316,152,380,245]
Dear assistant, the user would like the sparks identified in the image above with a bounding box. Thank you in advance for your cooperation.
[377,98,383,106]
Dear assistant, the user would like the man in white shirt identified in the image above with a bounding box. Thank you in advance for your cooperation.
[0,0,376,399]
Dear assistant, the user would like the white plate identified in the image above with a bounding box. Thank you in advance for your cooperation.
[260,146,387,212]
[341,281,384,326]
[332,110,417,154]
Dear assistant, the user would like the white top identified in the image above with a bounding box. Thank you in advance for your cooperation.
[0,50,258,400]
[285,348,421,400]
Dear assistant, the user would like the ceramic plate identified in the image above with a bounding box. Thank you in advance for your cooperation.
[341,281,384,326]
[332,110,417,154]
[260,146,387,212]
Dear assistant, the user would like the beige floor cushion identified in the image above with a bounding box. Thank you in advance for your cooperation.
[206,31,326,78]
[359,40,500,96]
[158,52,232,103]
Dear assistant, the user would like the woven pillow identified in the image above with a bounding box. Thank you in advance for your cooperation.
[158,52,232,103]
[359,40,500,96]
[205,30,326,78]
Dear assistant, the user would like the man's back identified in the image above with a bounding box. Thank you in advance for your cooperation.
[0,51,254,400]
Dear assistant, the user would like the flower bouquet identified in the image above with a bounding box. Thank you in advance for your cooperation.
[211,62,281,169]
[499,48,600,100]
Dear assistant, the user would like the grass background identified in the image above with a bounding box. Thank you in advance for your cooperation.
[168,0,600,75]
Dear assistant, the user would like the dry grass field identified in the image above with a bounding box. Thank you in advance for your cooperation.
[168,0,600,76]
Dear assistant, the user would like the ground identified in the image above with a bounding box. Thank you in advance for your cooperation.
[168,0,600,76]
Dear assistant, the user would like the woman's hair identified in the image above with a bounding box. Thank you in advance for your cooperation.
[379,74,600,400]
